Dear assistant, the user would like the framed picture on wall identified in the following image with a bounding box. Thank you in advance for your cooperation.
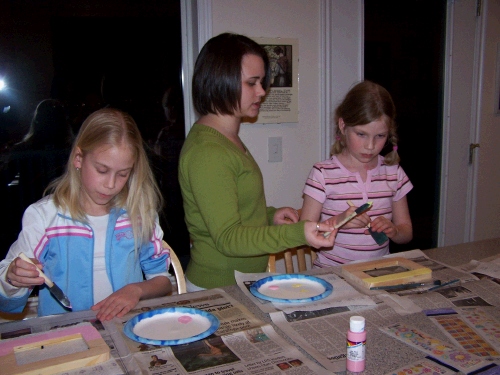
[249,37,299,124]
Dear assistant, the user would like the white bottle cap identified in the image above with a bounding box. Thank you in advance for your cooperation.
[349,316,365,332]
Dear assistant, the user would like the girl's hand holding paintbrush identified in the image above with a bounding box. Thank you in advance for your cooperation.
[345,200,412,244]
[368,215,398,239]
[336,204,372,229]
[6,254,45,288]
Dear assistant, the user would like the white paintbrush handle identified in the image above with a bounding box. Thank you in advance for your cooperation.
[323,200,368,237]
[18,252,54,288]
[323,211,357,238]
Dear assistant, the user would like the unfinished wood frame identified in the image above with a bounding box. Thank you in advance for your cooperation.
[341,257,432,289]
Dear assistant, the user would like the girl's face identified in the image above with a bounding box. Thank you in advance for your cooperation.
[340,117,389,168]
[73,143,135,216]
[235,53,267,119]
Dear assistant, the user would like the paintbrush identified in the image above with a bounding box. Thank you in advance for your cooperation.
[428,279,460,291]
[346,200,388,245]
[370,280,441,291]
[19,252,72,309]
[323,201,373,238]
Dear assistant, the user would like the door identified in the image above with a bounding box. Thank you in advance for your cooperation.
[364,0,447,252]
[364,0,481,250]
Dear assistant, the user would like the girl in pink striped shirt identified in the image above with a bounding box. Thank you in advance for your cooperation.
[301,81,413,267]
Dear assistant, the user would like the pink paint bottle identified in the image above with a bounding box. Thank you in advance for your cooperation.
[346,315,366,372]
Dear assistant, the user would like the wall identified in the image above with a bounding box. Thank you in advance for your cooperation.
[209,0,500,243]
[475,0,500,240]
[211,0,333,209]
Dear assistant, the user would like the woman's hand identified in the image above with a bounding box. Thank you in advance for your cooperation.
[304,220,337,249]
[274,207,299,225]
[6,256,45,288]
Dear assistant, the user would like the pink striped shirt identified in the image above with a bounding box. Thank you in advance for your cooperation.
[303,155,413,267]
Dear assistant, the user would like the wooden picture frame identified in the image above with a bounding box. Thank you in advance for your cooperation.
[2,323,109,375]
[341,257,432,289]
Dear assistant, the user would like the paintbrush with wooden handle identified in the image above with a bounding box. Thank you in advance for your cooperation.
[19,252,72,309]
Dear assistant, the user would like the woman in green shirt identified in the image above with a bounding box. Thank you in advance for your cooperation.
[179,33,337,291]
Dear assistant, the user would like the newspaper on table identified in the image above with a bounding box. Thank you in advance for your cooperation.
[235,267,384,372]
[384,358,458,375]
[380,322,495,374]
[362,249,482,315]
[110,288,329,375]
[234,268,375,314]
[383,249,479,288]
[458,253,500,281]
[235,250,499,373]
[0,288,328,375]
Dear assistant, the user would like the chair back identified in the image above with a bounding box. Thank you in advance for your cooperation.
[267,209,317,273]
[162,240,187,294]
[268,245,317,273]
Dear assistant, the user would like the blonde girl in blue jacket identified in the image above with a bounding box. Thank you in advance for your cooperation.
[0,108,172,320]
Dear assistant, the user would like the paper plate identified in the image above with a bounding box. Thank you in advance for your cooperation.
[249,274,333,303]
[123,307,219,346]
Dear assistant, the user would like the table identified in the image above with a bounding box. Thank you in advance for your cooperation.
[1,238,499,375]
[423,237,500,266]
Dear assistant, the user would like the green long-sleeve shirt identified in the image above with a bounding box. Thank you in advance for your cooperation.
[179,124,306,288]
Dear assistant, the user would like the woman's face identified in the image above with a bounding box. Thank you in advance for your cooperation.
[235,54,267,119]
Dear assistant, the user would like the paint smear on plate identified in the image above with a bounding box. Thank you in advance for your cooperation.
[133,312,211,340]
[258,278,325,299]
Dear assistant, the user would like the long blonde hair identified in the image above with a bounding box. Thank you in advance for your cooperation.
[46,108,162,246]
[331,80,400,165]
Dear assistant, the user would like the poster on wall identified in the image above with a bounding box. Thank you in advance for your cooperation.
[248,37,299,124]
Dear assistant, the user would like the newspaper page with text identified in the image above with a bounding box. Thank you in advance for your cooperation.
[110,288,330,374]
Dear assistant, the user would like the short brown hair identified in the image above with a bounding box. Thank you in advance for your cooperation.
[192,33,271,116]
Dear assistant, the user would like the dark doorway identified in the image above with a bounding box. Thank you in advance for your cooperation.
[364,0,447,252]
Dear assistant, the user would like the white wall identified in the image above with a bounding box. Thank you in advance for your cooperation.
[207,0,500,242]
[475,0,500,240]
[210,0,361,210]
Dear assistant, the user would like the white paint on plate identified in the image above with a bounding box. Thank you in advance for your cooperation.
[133,312,212,340]
[258,278,326,299]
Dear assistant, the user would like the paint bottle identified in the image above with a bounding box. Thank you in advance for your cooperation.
[346,315,366,372]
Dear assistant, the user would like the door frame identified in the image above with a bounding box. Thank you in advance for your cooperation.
[439,0,483,246]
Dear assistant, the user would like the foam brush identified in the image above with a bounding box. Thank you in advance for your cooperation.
[367,225,388,245]
[348,201,388,245]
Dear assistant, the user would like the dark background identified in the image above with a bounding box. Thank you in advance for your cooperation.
[365,0,447,252]
[0,0,190,266]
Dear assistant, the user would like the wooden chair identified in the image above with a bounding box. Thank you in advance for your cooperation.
[267,209,317,273]
[162,240,187,294]
[268,245,317,273]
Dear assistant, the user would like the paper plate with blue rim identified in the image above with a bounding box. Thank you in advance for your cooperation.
[123,307,219,346]
[249,274,333,303]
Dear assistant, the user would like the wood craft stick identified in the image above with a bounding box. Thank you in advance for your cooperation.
[323,202,373,238]
[347,200,388,245]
